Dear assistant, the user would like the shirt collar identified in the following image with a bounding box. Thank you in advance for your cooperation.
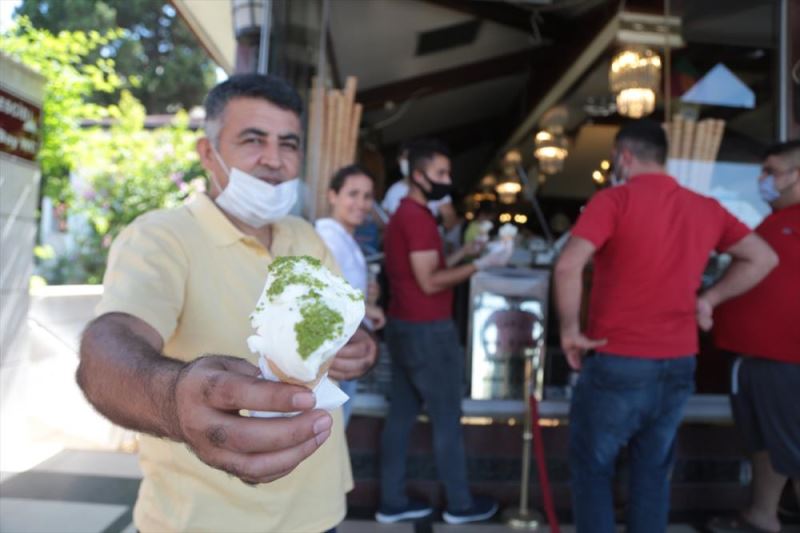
[187,193,291,253]
[627,172,679,188]
[400,196,434,215]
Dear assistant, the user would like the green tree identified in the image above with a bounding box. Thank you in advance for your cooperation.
[1,17,124,203]
[2,19,205,284]
[13,0,217,113]
[67,90,205,283]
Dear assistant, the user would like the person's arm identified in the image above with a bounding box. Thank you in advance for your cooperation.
[78,312,333,485]
[445,240,483,267]
[696,233,778,330]
[365,304,386,330]
[410,249,478,294]
[553,236,607,370]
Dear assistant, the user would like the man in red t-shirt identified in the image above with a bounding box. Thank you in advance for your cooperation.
[554,119,778,533]
[377,139,510,525]
[709,140,800,533]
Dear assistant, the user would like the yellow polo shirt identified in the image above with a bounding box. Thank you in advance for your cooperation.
[97,193,353,533]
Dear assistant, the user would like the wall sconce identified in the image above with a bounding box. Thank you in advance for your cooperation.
[534,127,568,175]
[233,0,264,39]
[609,46,661,118]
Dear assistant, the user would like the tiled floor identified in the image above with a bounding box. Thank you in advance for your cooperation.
[0,449,719,533]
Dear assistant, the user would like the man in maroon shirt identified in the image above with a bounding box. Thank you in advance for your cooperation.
[554,120,778,533]
[377,139,510,525]
[710,140,800,533]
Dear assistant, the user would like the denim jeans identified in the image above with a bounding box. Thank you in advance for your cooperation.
[380,319,473,511]
[569,353,696,533]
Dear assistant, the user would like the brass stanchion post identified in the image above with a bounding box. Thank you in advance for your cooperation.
[503,348,543,530]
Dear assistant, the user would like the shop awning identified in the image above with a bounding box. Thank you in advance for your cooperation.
[171,0,235,74]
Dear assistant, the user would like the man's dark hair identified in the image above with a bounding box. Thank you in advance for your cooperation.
[407,138,450,175]
[203,74,303,145]
[763,139,800,164]
[329,164,375,193]
[614,119,668,165]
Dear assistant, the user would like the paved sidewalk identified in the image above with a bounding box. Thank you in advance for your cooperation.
[0,449,725,533]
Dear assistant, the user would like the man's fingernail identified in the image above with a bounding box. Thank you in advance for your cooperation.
[292,392,315,409]
[313,415,332,434]
[315,429,331,446]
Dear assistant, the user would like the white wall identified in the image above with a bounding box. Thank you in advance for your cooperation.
[0,55,44,364]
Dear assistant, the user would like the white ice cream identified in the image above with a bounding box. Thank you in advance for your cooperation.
[247,256,365,383]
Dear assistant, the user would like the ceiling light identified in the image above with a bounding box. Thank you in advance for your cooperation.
[609,46,661,118]
[534,126,568,175]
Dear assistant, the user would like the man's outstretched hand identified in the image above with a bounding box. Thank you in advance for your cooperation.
[170,355,332,485]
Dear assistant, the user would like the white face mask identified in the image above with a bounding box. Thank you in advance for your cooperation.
[210,148,298,227]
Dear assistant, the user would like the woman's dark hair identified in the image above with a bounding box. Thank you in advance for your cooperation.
[329,164,375,193]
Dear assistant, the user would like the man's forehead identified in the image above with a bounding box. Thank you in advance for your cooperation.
[764,154,790,170]
[223,98,301,134]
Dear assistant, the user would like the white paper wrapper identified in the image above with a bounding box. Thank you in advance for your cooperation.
[249,356,349,419]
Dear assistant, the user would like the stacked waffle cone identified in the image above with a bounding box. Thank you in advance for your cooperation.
[664,116,725,192]
[304,76,363,220]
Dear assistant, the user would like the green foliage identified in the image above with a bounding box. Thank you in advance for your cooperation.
[12,0,217,113]
[70,91,205,283]
[2,20,206,284]
[1,17,124,203]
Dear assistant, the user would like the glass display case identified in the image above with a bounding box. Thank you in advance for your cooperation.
[467,267,551,401]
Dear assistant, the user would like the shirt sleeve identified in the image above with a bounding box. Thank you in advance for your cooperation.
[570,189,620,249]
[95,214,189,343]
[714,202,751,252]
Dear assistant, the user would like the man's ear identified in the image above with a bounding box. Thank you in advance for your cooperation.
[196,137,215,171]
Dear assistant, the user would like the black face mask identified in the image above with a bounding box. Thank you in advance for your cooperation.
[419,172,453,201]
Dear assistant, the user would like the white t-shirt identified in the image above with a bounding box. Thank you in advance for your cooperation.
[381,180,452,216]
[315,218,368,296]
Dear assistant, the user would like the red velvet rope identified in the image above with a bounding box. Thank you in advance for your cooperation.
[529,393,561,533]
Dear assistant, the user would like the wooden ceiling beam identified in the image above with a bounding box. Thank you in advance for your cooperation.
[357,48,534,110]
[419,0,534,33]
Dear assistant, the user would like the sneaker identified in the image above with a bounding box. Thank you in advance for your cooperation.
[375,499,434,523]
[443,495,499,525]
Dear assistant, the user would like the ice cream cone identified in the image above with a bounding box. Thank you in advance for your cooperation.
[267,357,334,390]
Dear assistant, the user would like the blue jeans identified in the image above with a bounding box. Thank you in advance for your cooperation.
[380,319,473,511]
[569,353,696,533]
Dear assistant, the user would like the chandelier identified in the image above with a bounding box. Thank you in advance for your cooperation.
[609,47,661,118]
[534,127,568,175]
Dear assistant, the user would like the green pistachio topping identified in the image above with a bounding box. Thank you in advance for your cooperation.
[295,299,344,359]
[266,256,325,299]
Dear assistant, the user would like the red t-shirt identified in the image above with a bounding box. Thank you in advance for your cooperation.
[571,173,750,358]
[385,197,453,321]
[713,204,800,364]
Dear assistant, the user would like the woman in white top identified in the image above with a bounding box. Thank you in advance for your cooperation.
[316,165,386,425]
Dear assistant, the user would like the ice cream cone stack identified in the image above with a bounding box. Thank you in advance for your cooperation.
[304,76,363,220]
[664,115,725,193]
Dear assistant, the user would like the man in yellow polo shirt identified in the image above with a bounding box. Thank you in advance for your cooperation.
[76,74,377,532]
